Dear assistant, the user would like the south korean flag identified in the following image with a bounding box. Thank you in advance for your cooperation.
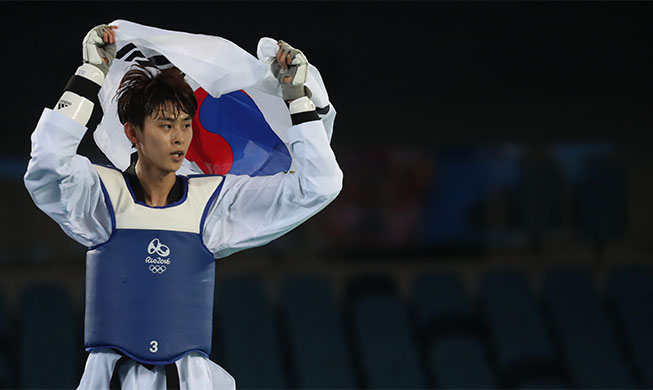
[93,20,335,177]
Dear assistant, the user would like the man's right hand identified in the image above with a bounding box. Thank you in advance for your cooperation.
[54,24,116,124]
[82,24,117,77]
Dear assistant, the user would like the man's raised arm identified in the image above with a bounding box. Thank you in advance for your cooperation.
[202,41,343,258]
[23,25,117,247]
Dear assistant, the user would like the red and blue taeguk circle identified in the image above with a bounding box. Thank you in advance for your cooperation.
[187,88,292,176]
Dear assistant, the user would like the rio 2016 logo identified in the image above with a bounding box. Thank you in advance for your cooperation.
[145,238,171,274]
[147,238,170,257]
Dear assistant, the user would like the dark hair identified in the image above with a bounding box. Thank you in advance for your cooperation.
[116,64,197,129]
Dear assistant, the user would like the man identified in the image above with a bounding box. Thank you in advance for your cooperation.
[24,24,342,389]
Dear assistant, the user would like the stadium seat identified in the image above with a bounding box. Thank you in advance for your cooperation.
[513,156,563,247]
[0,353,11,389]
[0,291,13,388]
[543,267,633,388]
[479,269,564,387]
[411,272,474,334]
[573,157,626,242]
[280,275,355,389]
[348,275,426,389]
[214,276,286,389]
[429,336,495,389]
[606,265,653,388]
[411,272,494,388]
[18,283,79,389]
[0,290,7,337]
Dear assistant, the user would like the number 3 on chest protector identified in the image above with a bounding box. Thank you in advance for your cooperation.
[149,340,158,353]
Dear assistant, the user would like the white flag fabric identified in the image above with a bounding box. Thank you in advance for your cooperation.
[94,20,335,175]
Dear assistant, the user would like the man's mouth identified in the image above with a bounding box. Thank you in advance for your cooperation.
[171,151,184,157]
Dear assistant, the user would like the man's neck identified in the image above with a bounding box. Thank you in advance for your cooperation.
[135,161,176,207]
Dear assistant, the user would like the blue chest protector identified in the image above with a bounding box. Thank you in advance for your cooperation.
[85,165,223,365]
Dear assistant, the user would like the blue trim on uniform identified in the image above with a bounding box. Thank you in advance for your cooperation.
[88,170,117,251]
[123,174,189,209]
[199,177,225,257]
[200,177,225,235]
[86,345,209,366]
[98,179,116,232]
[95,163,121,171]
[186,173,225,179]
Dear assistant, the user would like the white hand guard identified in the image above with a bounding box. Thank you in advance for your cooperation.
[82,24,116,77]
[271,41,312,101]
[54,63,104,125]
[54,25,113,125]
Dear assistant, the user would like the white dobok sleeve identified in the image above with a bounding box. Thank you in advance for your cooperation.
[24,108,112,248]
[202,118,343,259]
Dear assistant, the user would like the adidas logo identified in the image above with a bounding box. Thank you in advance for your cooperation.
[57,100,72,110]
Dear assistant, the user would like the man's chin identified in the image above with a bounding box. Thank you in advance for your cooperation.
[158,163,181,175]
[171,162,184,173]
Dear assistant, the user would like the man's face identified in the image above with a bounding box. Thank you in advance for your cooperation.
[135,104,193,175]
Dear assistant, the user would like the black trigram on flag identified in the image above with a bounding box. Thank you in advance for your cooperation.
[116,43,173,68]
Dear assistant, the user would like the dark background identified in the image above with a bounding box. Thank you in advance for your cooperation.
[1,1,652,389]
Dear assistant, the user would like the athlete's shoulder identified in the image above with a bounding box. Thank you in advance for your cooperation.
[92,164,127,191]
[93,163,122,173]
[186,174,224,195]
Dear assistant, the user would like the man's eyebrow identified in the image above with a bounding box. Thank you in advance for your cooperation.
[157,115,192,122]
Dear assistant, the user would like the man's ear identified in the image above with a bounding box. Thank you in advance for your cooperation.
[124,122,140,146]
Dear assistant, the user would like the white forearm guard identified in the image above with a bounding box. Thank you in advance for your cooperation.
[54,63,105,126]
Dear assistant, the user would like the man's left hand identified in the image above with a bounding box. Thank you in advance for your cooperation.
[271,41,311,101]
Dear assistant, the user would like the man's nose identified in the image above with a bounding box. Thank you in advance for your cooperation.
[172,127,185,145]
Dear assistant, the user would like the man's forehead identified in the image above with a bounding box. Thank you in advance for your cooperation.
[150,104,191,120]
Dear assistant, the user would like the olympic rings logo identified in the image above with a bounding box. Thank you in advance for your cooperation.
[149,264,167,274]
[147,238,170,257]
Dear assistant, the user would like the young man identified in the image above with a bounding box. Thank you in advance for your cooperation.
[24,24,342,389]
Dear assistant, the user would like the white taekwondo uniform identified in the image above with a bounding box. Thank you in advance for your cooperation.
[23,107,342,389]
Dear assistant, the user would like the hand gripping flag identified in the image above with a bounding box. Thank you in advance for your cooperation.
[94,20,335,176]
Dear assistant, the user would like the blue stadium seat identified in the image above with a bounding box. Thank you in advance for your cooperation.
[349,275,425,389]
[215,276,286,389]
[18,283,79,389]
[411,272,494,388]
[0,291,13,388]
[573,157,626,242]
[0,353,11,389]
[0,290,7,337]
[280,275,354,389]
[429,336,495,389]
[606,265,653,388]
[412,272,473,331]
[543,267,633,388]
[514,156,563,237]
[479,269,564,387]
